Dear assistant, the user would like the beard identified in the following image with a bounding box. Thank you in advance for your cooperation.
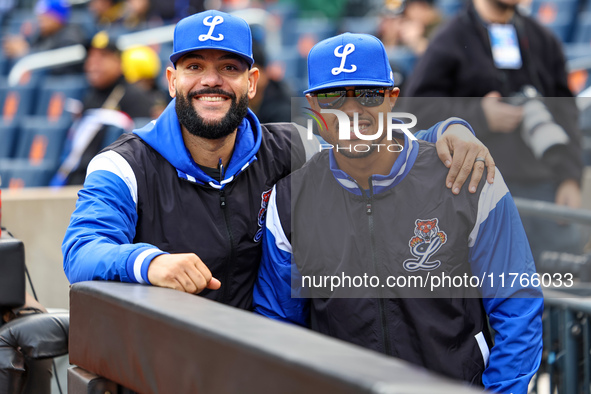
[175,88,249,140]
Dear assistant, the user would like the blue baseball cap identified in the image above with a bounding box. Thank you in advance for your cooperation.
[35,0,70,24]
[170,10,254,68]
[304,33,395,94]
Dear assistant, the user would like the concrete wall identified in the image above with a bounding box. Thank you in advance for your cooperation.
[2,186,80,309]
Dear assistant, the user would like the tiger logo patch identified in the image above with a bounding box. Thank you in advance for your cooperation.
[403,218,447,272]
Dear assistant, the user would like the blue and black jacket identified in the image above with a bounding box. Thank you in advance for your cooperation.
[254,132,543,393]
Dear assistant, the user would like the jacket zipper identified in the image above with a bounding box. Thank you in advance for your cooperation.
[362,179,392,356]
[219,160,235,304]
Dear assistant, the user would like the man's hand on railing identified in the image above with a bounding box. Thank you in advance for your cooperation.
[147,253,221,294]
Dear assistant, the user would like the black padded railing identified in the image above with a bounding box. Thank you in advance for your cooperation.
[513,197,591,226]
[69,281,484,394]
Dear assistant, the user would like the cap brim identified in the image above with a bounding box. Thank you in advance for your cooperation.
[170,46,254,67]
[304,80,394,94]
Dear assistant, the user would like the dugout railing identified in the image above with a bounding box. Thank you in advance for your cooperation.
[68,281,486,394]
[514,197,591,394]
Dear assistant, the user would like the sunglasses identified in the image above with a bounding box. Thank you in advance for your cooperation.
[312,87,390,109]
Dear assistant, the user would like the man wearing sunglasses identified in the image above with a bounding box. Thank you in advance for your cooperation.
[254,33,542,394]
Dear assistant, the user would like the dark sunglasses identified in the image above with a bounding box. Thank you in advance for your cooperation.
[312,87,390,109]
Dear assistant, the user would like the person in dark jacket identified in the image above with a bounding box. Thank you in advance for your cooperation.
[248,41,292,124]
[403,0,584,261]
[3,0,86,74]
[50,30,157,186]
[253,32,543,394]
[62,10,495,310]
[82,30,156,119]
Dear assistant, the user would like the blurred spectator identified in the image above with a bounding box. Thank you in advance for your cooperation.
[121,45,169,118]
[404,0,584,261]
[89,0,125,29]
[116,0,163,32]
[2,0,86,74]
[378,0,442,56]
[248,42,292,124]
[51,31,156,186]
[83,31,156,118]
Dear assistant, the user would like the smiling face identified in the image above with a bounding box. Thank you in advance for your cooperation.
[306,86,400,159]
[167,49,259,139]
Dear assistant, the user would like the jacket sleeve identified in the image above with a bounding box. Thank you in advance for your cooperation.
[468,171,543,394]
[413,117,475,142]
[253,185,309,326]
[62,150,167,284]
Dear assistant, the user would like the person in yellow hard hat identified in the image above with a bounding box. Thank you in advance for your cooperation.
[121,45,169,118]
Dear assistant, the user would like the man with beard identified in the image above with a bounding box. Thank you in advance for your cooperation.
[62,10,495,310]
[253,33,542,393]
[403,0,584,262]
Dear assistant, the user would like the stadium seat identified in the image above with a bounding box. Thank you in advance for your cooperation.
[531,0,580,22]
[0,119,19,158]
[436,0,466,18]
[3,9,36,35]
[0,159,12,188]
[13,116,71,166]
[569,67,590,95]
[541,16,575,42]
[0,53,12,77]
[530,0,582,42]
[0,158,56,188]
[573,11,591,44]
[563,42,591,61]
[34,74,88,121]
[0,79,37,121]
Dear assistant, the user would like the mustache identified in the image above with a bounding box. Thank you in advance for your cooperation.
[188,88,236,100]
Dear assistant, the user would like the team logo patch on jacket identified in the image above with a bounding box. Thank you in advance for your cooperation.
[254,188,273,242]
[403,218,447,272]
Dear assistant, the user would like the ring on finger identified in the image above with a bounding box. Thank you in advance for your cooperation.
[474,157,486,164]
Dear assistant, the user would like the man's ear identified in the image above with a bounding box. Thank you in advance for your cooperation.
[248,67,260,99]
[389,87,401,108]
[305,94,318,110]
[166,66,177,98]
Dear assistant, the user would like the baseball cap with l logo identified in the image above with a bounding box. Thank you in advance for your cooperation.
[304,33,395,94]
[170,10,254,68]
